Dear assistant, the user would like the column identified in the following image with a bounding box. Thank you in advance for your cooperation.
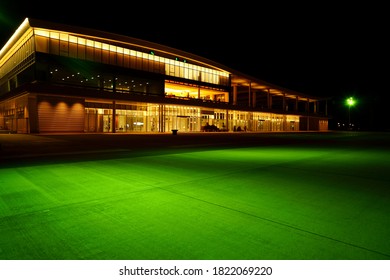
[306,98,310,131]
[112,100,116,133]
[267,89,272,109]
[233,85,237,105]
[248,82,251,107]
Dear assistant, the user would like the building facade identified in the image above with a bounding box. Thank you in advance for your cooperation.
[0,18,329,134]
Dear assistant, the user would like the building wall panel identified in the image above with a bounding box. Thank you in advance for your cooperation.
[38,96,85,132]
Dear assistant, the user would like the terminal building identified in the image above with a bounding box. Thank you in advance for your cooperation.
[0,18,329,134]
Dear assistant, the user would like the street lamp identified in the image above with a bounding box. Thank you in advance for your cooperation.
[346,97,355,130]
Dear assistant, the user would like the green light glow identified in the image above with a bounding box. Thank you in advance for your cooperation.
[346,97,355,107]
[0,144,389,260]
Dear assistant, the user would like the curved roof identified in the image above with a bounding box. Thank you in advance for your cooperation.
[2,18,325,102]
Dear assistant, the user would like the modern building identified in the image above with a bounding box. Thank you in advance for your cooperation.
[0,18,329,134]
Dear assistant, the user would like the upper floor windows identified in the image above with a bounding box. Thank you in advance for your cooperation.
[33,29,230,87]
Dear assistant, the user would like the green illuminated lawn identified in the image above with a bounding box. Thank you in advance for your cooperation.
[1,140,389,260]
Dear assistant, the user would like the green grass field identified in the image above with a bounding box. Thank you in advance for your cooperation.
[1,133,389,260]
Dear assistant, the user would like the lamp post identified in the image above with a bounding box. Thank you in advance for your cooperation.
[346,97,355,130]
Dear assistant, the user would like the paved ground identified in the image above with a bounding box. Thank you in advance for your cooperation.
[0,131,389,260]
[1,131,389,160]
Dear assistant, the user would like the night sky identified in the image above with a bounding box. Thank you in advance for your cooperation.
[1,2,388,130]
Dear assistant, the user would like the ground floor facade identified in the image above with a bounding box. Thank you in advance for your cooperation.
[0,91,328,134]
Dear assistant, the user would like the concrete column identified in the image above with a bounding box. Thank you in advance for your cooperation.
[306,98,310,131]
[225,109,229,130]
[159,104,165,132]
[198,72,201,99]
[112,100,116,133]
[233,85,237,105]
[267,89,272,109]
[248,82,251,107]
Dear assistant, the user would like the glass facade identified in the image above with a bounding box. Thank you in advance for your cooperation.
[0,19,328,133]
[83,101,300,133]
[33,29,230,89]
[0,29,35,93]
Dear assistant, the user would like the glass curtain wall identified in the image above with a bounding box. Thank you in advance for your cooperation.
[33,29,230,90]
[84,103,301,133]
[163,105,201,132]
[85,102,203,133]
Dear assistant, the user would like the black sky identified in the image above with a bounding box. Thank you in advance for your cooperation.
[1,2,389,130]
